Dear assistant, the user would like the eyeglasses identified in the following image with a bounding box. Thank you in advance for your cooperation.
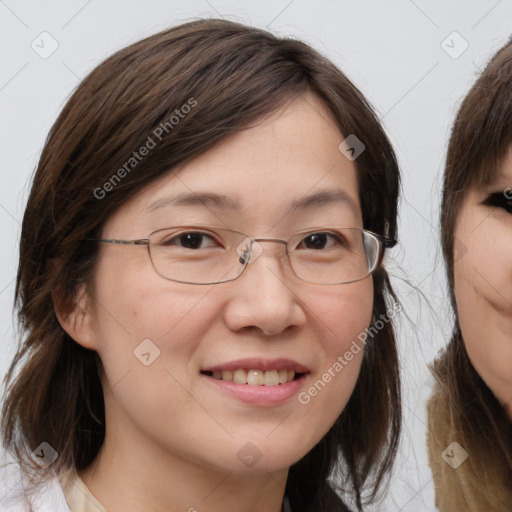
[87,225,396,285]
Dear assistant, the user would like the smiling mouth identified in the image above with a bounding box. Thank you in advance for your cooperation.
[200,369,306,386]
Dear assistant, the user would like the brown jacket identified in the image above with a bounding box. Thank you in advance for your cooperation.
[427,388,512,511]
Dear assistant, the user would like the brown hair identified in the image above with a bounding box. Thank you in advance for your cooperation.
[434,39,512,494]
[1,19,401,511]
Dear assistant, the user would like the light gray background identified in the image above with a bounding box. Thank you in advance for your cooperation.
[0,1,511,510]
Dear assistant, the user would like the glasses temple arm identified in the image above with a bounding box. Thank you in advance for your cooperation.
[374,235,398,249]
[83,237,149,245]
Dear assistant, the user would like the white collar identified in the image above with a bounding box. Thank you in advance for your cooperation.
[0,463,70,512]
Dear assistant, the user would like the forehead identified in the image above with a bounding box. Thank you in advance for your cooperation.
[108,95,361,233]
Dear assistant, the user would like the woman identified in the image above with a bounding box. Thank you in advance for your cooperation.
[1,19,401,512]
[427,39,512,511]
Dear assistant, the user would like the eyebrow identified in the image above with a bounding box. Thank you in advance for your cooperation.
[145,189,360,216]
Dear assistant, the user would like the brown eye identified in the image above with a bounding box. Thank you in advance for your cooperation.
[161,231,217,249]
[178,233,205,249]
[303,233,329,249]
[298,231,346,250]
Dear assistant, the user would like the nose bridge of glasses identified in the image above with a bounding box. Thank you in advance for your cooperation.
[235,237,288,265]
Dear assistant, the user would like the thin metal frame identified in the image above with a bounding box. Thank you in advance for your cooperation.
[85,225,397,285]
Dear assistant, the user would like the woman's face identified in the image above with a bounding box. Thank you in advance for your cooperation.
[75,95,374,475]
[453,148,512,418]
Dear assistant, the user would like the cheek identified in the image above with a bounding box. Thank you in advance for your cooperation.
[454,222,512,407]
[91,246,207,340]
[455,224,512,314]
[312,278,374,350]
[91,274,225,457]
[297,278,373,410]
[89,252,214,397]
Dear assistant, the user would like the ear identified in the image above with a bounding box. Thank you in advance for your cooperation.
[53,282,97,351]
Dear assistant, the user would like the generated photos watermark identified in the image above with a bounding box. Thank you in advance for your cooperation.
[441,441,468,469]
[94,97,197,200]
[31,441,58,468]
[298,301,402,405]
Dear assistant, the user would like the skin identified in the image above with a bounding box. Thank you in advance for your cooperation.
[453,148,512,420]
[58,94,374,512]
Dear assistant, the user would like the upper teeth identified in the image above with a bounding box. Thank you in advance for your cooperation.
[211,369,296,386]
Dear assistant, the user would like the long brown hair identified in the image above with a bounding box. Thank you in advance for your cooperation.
[1,19,400,511]
[434,39,512,495]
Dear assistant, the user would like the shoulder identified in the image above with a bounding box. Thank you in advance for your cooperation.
[426,385,476,510]
[0,462,30,512]
[426,386,450,457]
[426,386,512,512]
[0,462,70,512]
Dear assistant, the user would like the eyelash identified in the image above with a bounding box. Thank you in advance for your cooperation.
[483,192,512,213]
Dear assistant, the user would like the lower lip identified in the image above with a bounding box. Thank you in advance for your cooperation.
[201,374,307,405]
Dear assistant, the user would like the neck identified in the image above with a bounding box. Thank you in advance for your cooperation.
[78,418,288,512]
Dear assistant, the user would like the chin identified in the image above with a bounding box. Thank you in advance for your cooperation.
[210,437,314,475]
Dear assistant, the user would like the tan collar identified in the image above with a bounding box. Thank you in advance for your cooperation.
[62,472,107,512]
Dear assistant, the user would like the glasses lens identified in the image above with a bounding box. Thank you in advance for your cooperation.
[289,228,379,284]
[148,227,247,284]
[362,231,381,273]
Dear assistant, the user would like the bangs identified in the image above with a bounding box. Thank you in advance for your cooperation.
[473,143,512,189]
[445,41,512,193]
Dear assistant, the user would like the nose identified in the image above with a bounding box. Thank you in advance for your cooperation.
[223,241,307,336]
